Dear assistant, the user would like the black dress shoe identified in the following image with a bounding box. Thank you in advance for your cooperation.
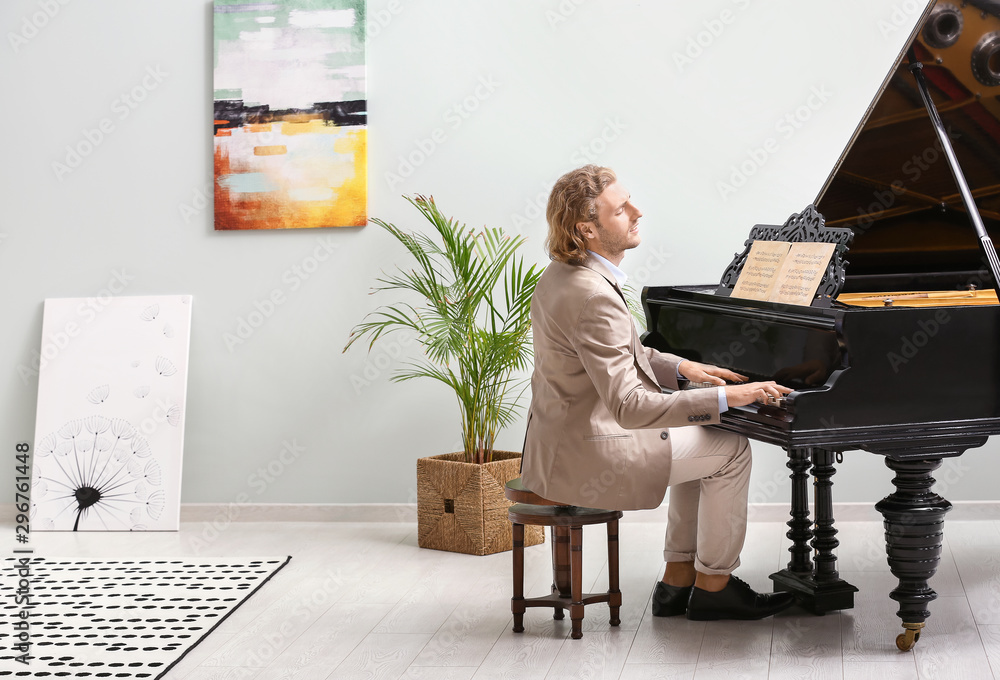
[651,581,693,617]
[686,576,795,621]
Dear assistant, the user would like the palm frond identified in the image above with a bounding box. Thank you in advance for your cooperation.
[621,283,647,331]
[345,195,540,462]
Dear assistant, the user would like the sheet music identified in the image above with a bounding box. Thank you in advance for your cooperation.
[732,241,835,305]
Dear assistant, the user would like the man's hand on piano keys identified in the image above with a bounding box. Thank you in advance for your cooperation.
[677,360,747,386]
[724,381,793,408]
[677,360,791,407]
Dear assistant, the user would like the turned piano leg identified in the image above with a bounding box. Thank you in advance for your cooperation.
[787,447,815,574]
[771,447,858,613]
[875,456,952,651]
[771,447,814,591]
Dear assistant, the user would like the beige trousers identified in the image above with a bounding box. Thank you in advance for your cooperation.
[662,426,752,575]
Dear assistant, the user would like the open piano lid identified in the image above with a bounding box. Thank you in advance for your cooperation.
[814,0,1000,293]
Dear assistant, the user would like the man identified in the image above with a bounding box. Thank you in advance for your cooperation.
[521,164,795,621]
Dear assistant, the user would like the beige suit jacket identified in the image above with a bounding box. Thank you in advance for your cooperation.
[521,257,721,511]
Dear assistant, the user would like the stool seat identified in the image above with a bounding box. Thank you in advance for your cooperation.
[508,503,622,527]
[506,479,622,640]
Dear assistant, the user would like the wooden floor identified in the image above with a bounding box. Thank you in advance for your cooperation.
[13,516,1000,679]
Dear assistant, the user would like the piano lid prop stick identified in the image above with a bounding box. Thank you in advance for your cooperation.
[907,49,1000,293]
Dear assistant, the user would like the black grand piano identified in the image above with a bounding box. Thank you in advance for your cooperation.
[642,0,1000,651]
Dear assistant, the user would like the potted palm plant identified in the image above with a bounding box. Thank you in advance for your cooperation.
[344,195,544,555]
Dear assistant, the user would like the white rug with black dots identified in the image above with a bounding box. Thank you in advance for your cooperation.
[0,556,291,679]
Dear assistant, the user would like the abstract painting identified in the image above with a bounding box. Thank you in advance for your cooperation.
[30,296,193,531]
[213,0,367,230]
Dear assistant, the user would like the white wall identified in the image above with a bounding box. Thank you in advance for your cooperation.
[2,0,991,507]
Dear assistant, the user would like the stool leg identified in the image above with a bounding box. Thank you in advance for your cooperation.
[570,525,584,640]
[553,525,572,595]
[608,518,621,626]
[512,522,525,633]
[552,525,571,619]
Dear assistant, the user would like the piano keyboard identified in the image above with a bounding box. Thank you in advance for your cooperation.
[683,381,787,408]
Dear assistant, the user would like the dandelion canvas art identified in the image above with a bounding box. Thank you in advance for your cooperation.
[213,0,367,230]
[30,296,192,531]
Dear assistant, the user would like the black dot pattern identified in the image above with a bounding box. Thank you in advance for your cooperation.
[0,557,290,679]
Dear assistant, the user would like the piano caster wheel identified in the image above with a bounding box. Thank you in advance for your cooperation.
[895,622,924,651]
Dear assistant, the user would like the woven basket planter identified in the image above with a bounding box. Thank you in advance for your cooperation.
[416,451,545,555]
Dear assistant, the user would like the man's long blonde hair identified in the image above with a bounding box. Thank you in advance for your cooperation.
[545,165,617,265]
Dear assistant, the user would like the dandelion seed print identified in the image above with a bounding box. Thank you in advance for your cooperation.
[155,356,177,377]
[31,415,166,531]
[140,303,160,321]
[86,384,110,404]
[33,295,192,530]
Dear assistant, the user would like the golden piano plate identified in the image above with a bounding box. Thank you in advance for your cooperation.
[837,289,999,307]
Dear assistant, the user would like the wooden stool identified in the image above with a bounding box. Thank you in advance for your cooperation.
[505,478,623,640]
